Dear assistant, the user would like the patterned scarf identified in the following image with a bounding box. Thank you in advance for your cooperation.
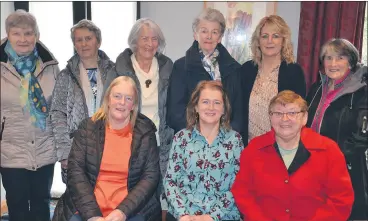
[87,68,98,114]
[199,48,221,81]
[5,41,48,131]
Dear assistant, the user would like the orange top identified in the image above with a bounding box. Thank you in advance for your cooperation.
[94,124,132,217]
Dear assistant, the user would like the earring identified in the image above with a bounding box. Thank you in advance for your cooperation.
[195,112,199,124]
[220,115,225,126]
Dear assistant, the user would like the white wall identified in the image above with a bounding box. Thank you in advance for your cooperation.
[277,2,301,59]
[141,2,203,61]
[141,2,301,62]
[1,2,14,39]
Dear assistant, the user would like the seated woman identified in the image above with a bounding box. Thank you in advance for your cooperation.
[164,81,243,221]
[231,90,354,221]
[306,38,368,220]
[52,76,161,221]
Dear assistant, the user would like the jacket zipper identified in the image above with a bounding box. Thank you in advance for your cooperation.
[0,116,5,140]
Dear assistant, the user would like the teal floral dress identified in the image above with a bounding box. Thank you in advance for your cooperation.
[164,127,244,221]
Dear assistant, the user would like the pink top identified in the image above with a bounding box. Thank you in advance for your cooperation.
[311,71,350,132]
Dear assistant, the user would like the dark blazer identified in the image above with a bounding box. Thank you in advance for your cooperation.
[240,60,306,144]
[166,40,245,139]
[52,113,161,221]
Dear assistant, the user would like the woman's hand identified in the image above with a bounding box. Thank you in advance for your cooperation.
[87,217,105,221]
[105,209,126,221]
[179,215,193,221]
[192,215,214,221]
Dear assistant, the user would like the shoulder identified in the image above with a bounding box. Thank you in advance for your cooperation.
[301,127,342,154]
[173,128,192,143]
[280,62,304,76]
[134,113,157,135]
[173,56,186,68]
[240,60,258,75]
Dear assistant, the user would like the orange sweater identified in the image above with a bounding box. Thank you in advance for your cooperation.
[94,124,132,217]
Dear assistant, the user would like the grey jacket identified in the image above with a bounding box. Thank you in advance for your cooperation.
[50,50,114,161]
[104,49,174,193]
[0,38,59,170]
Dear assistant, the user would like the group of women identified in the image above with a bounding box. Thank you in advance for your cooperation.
[1,7,367,221]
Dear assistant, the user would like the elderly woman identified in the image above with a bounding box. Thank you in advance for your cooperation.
[103,18,173,219]
[241,15,306,144]
[166,8,244,141]
[50,19,114,181]
[0,10,59,221]
[52,76,161,221]
[306,38,368,220]
[232,90,354,221]
[164,81,243,221]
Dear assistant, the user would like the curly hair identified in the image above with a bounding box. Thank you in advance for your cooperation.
[250,15,295,66]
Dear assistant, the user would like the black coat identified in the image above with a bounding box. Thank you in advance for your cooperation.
[240,60,306,144]
[306,65,368,220]
[166,40,245,139]
[52,113,161,221]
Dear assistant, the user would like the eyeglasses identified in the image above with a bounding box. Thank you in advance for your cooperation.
[269,111,304,120]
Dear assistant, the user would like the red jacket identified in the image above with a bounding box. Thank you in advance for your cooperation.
[231,127,354,221]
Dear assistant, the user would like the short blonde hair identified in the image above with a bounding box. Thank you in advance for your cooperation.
[92,76,139,128]
[268,90,308,114]
[250,15,294,66]
[186,81,231,131]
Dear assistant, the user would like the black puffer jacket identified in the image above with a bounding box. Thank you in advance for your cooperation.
[52,113,161,221]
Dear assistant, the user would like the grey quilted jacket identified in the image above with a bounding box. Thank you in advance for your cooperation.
[50,50,114,161]
[0,38,59,170]
[104,48,174,195]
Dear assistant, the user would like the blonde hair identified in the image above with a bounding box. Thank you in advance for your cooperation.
[92,76,139,128]
[186,81,231,131]
[268,90,308,114]
[250,15,295,66]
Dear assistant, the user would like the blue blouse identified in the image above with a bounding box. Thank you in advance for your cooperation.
[164,127,244,221]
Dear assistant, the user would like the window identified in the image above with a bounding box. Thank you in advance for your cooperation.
[29,2,74,68]
[362,4,367,65]
[91,2,137,62]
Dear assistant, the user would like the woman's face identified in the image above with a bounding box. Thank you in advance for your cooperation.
[270,103,307,141]
[74,28,100,60]
[194,19,222,55]
[259,24,283,59]
[323,51,350,80]
[135,25,159,61]
[195,88,224,128]
[108,81,136,124]
[7,26,37,56]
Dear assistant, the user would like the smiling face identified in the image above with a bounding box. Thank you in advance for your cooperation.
[195,88,224,127]
[259,23,283,59]
[74,28,100,60]
[7,26,37,56]
[194,19,223,55]
[108,81,136,125]
[136,25,159,61]
[323,50,350,80]
[270,103,307,141]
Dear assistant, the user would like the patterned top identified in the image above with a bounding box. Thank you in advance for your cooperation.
[164,127,243,221]
[248,65,279,142]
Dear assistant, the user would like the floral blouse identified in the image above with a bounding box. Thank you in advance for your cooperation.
[164,127,244,221]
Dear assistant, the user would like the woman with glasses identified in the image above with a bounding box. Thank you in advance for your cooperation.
[232,90,354,221]
[53,76,161,221]
[306,38,368,220]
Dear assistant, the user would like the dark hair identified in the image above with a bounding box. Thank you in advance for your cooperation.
[319,38,360,72]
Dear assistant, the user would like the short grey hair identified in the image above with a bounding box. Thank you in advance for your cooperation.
[5,9,39,38]
[128,18,166,54]
[192,8,226,36]
[70,19,102,44]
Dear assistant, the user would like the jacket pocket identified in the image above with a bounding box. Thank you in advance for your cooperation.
[0,116,5,141]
